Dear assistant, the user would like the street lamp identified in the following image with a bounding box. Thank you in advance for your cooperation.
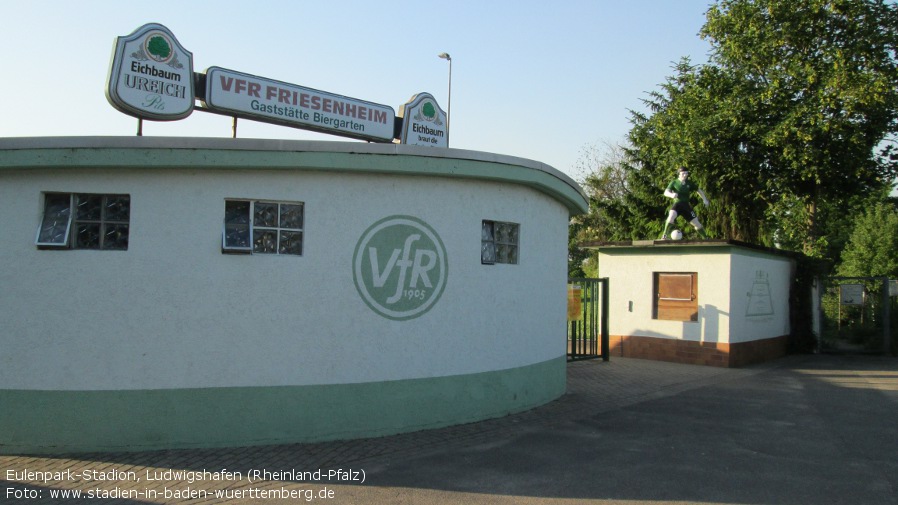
[438,52,452,146]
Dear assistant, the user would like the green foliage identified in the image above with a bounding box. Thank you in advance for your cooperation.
[568,216,592,278]
[568,141,632,276]
[582,0,898,267]
[837,201,898,278]
[588,58,769,242]
[701,0,898,256]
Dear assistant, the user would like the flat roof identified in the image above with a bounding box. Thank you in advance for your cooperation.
[580,239,802,259]
[0,136,588,215]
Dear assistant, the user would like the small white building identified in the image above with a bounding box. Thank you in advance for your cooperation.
[0,136,587,454]
[584,240,796,367]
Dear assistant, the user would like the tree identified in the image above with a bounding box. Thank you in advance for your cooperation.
[837,201,898,278]
[573,141,630,204]
[618,59,776,242]
[568,141,630,276]
[598,0,898,263]
[701,0,898,256]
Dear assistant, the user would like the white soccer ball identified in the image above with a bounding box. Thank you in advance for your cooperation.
[670,229,683,240]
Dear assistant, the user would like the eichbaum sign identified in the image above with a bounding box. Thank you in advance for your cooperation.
[106,23,194,120]
[399,92,448,147]
[203,67,396,143]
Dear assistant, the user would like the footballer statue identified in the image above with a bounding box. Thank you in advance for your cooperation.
[661,167,709,240]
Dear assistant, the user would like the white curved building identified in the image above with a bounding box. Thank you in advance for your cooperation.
[0,137,587,454]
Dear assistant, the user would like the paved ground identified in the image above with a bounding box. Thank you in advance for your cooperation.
[2,354,897,504]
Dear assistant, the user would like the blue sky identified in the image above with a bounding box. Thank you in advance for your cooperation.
[0,0,715,180]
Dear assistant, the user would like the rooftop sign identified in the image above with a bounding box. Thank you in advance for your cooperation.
[106,23,194,120]
[399,93,447,147]
[105,24,450,146]
[203,67,396,143]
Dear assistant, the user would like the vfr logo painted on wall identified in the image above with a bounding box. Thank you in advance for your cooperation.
[353,216,448,320]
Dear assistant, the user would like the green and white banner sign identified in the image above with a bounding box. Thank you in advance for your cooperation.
[203,66,396,142]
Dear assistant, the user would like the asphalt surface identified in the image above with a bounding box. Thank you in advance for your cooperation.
[2,354,897,505]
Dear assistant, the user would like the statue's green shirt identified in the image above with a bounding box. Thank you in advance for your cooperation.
[666,179,700,204]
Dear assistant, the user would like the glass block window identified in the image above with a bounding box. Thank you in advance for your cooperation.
[36,193,130,250]
[223,200,303,256]
[481,220,519,264]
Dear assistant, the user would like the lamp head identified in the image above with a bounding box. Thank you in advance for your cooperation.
[438,52,451,61]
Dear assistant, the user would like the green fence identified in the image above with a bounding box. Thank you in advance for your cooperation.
[820,276,895,354]
[567,277,609,361]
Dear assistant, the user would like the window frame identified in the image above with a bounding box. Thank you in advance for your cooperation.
[652,272,699,322]
[222,199,304,256]
[481,220,520,265]
[35,192,130,250]
[35,193,74,248]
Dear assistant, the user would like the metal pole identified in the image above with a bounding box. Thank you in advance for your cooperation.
[882,277,891,354]
[446,57,451,146]
[601,277,610,361]
[588,280,593,358]
[438,52,451,147]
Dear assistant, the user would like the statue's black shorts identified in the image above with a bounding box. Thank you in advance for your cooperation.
[670,201,697,221]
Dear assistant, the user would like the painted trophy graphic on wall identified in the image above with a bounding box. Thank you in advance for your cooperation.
[746,270,775,317]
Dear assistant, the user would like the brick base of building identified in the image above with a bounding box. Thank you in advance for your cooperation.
[608,334,789,367]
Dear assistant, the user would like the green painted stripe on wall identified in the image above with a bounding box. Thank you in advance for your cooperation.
[0,357,565,455]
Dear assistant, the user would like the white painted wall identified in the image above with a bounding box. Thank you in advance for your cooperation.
[0,166,570,390]
[598,245,793,345]
[728,250,793,343]
[599,249,732,343]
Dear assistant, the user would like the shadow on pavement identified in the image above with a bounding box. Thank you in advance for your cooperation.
[2,355,896,504]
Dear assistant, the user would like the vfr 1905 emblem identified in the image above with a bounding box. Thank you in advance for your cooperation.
[353,216,448,320]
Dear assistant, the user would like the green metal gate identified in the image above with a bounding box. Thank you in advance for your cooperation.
[819,276,895,354]
[567,277,610,361]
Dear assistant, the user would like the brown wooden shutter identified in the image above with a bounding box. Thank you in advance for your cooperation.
[654,272,698,321]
